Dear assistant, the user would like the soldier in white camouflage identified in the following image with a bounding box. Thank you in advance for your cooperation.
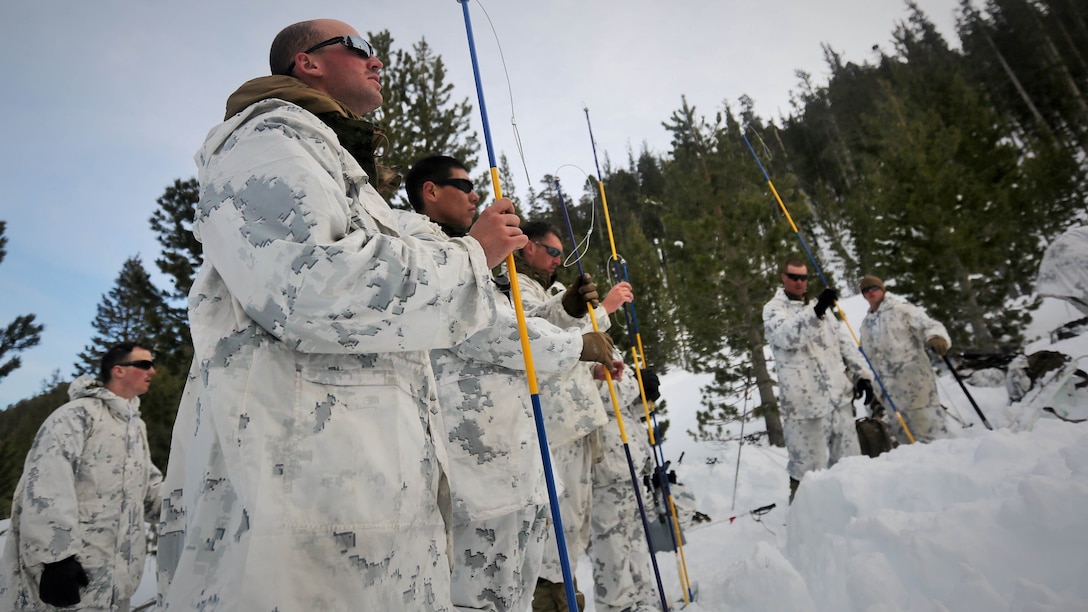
[586,357,660,612]
[763,257,873,502]
[859,275,952,444]
[0,342,163,611]
[514,222,634,612]
[156,20,530,611]
[1036,225,1088,316]
[405,155,616,612]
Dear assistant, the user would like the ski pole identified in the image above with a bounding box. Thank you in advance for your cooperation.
[741,132,917,444]
[585,106,696,604]
[731,367,752,512]
[554,178,670,612]
[457,4,578,610]
[941,353,993,430]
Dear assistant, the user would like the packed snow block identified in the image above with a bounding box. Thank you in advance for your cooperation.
[784,424,1088,611]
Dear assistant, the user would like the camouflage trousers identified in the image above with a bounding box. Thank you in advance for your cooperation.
[450,505,549,612]
[538,436,593,584]
[782,401,860,481]
[888,405,949,444]
[587,475,659,612]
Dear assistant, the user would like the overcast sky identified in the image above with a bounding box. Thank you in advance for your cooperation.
[0,0,964,407]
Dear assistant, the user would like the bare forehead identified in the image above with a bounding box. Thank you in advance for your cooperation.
[785,264,808,274]
[127,347,153,360]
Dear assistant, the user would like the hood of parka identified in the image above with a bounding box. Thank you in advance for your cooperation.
[222,75,395,194]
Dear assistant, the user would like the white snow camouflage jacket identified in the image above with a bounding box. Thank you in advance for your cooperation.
[411,221,585,523]
[0,375,162,610]
[860,294,950,412]
[1036,225,1088,316]
[763,288,871,420]
[156,93,501,610]
[516,272,611,448]
[593,362,652,484]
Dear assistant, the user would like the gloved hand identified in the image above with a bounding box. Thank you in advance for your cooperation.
[640,368,661,402]
[927,336,949,356]
[562,273,599,318]
[853,378,874,406]
[813,287,837,318]
[580,331,615,365]
[39,556,89,607]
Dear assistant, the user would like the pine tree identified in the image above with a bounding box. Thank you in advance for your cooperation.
[0,221,44,383]
[846,7,1078,351]
[148,178,200,369]
[149,178,202,300]
[75,256,178,374]
[660,98,791,447]
[368,30,480,206]
[959,0,1088,156]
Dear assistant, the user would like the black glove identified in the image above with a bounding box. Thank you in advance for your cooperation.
[561,273,599,318]
[854,379,874,406]
[640,368,661,402]
[39,556,89,607]
[579,331,615,365]
[813,287,837,318]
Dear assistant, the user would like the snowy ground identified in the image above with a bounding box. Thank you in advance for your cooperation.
[3,296,1086,610]
[571,294,1088,611]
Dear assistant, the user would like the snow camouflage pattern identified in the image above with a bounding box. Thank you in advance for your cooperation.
[764,288,869,480]
[860,294,951,444]
[449,505,549,612]
[0,375,163,611]
[156,98,504,610]
[516,272,611,448]
[536,436,595,585]
[411,221,585,611]
[425,285,583,522]
[515,271,608,590]
[588,369,658,612]
[1036,225,1088,316]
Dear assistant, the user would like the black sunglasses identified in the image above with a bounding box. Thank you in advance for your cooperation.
[785,273,809,282]
[534,241,562,258]
[862,285,882,294]
[432,178,474,194]
[285,35,375,75]
[116,360,154,370]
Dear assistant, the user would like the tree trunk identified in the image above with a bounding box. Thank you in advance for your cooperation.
[748,329,784,447]
[754,363,784,447]
[952,257,999,352]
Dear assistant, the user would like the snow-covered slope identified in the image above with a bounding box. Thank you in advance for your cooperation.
[571,294,1088,611]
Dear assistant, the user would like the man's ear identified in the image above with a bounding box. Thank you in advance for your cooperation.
[293,52,321,77]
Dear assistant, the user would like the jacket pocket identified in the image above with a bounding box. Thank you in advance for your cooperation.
[277,365,431,530]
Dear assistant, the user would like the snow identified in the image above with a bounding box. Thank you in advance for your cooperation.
[3,295,1086,611]
[571,294,1088,611]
